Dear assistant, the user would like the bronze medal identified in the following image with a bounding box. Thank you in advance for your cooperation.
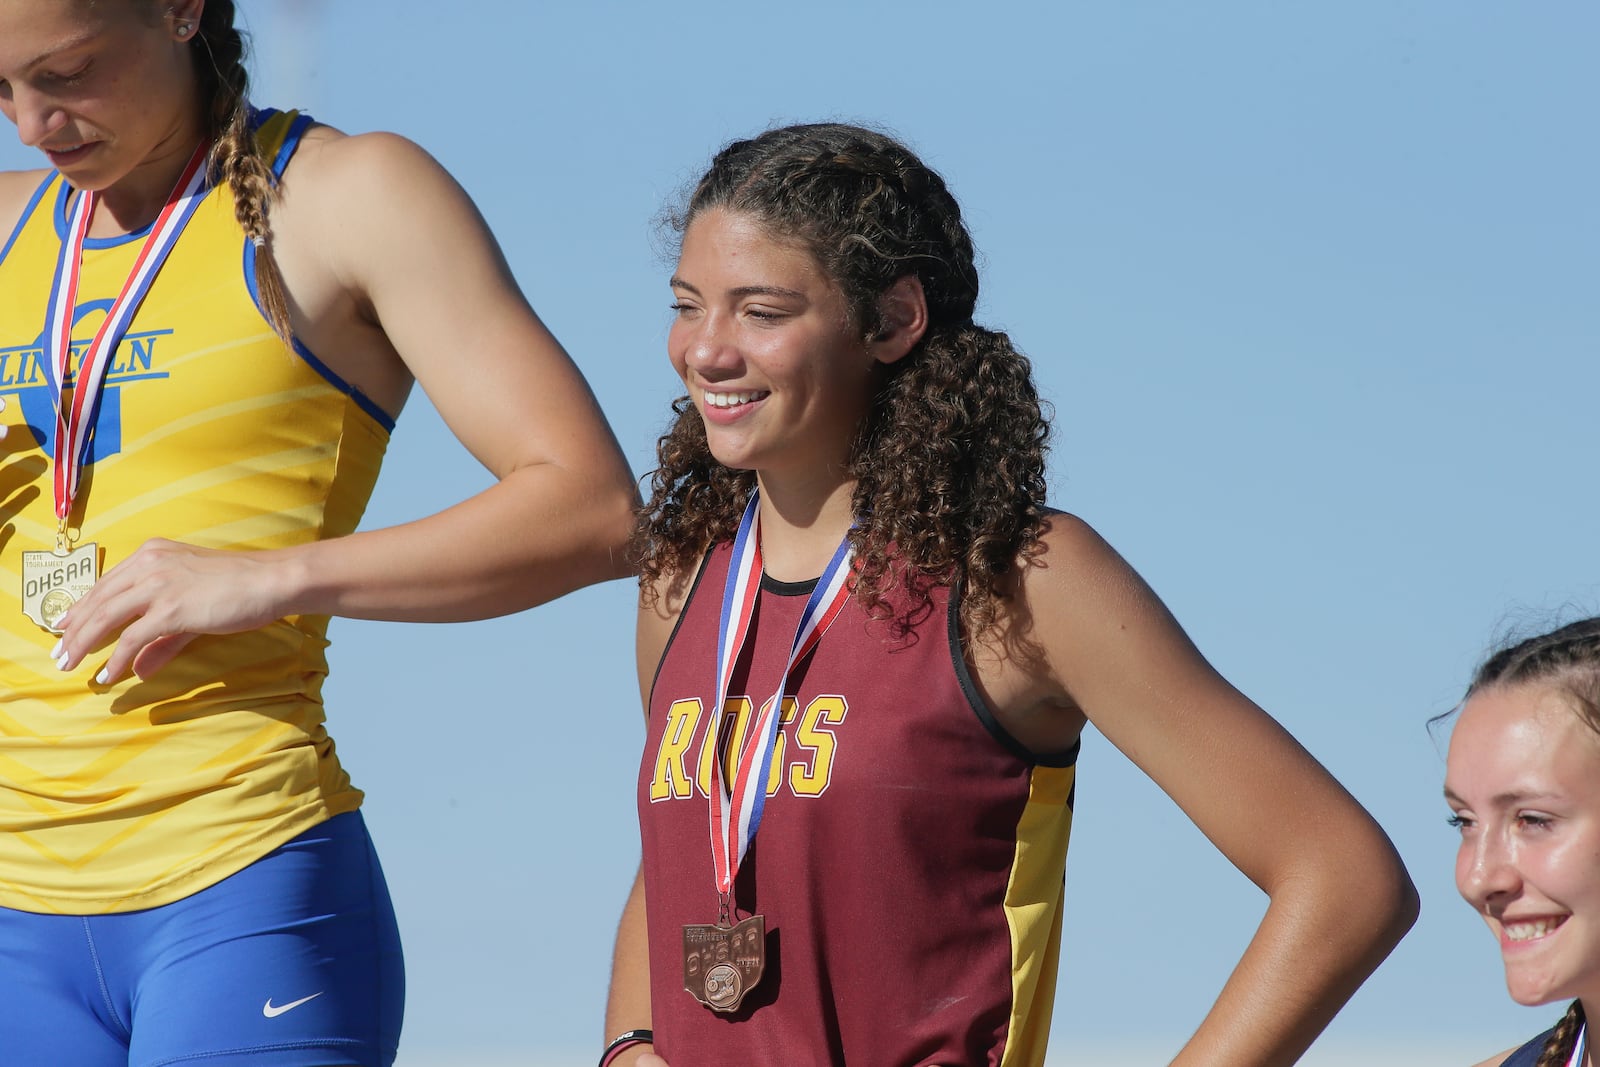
[682,913,765,1013]
[21,542,97,634]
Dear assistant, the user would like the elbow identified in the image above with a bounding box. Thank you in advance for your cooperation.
[562,461,640,583]
[1313,829,1420,962]
[1359,825,1421,950]
[1380,856,1422,950]
[1268,822,1419,967]
[591,480,643,582]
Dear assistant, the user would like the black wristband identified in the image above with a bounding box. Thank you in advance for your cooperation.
[599,1028,654,1066]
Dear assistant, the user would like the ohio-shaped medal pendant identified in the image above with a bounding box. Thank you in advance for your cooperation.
[683,914,765,1013]
[21,542,98,633]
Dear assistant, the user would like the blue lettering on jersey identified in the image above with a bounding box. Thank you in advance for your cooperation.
[0,298,171,464]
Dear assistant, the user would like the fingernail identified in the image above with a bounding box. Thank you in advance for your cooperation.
[51,639,64,659]
[95,668,110,685]
[57,654,71,671]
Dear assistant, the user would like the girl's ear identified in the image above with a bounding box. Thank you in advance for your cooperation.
[868,275,929,365]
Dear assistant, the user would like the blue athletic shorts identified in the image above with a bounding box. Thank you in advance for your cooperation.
[0,811,404,1067]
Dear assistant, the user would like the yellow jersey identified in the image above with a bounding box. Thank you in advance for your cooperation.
[0,110,392,914]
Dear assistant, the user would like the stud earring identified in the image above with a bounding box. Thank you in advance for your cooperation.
[176,22,192,38]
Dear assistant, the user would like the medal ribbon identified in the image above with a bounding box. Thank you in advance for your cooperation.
[1567,1025,1587,1067]
[44,141,212,539]
[707,491,855,897]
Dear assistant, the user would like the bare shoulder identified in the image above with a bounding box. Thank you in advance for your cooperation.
[278,125,455,204]
[0,168,53,243]
[1010,509,1168,630]
[962,510,1144,752]
[271,123,500,298]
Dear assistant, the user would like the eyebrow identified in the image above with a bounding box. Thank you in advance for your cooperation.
[1443,786,1557,807]
[669,278,808,301]
[17,32,97,75]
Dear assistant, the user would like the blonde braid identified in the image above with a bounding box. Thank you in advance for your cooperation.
[1534,1000,1585,1067]
[189,0,294,341]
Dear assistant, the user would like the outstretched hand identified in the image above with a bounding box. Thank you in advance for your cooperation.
[53,538,296,683]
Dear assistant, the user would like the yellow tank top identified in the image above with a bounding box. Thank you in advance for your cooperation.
[0,110,391,913]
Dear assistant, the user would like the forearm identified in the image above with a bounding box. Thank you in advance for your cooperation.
[605,868,658,1066]
[1171,832,1418,1066]
[274,460,637,622]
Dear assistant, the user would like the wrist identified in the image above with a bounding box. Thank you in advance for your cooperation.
[599,1028,654,1067]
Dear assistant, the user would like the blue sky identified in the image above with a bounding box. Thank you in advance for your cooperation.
[4,2,1597,1063]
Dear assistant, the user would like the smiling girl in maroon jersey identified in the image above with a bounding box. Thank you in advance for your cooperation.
[601,122,1417,1067]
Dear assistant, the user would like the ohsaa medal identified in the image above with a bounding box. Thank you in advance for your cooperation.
[683,914,766,1013]
[21,542,98,633]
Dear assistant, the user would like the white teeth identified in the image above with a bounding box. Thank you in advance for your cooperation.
[1505,918,1563,942]
[704,390,769,409]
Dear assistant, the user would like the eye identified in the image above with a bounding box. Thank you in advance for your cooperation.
[1516,812,1555,831]
[1446,814,1473,832]
[46,61,92,86]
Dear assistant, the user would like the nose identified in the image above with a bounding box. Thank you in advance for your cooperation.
[676,310,742,379]
[1457,830,1521,911]
[6,85,68,148]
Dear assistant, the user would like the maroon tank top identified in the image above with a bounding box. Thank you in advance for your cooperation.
[638,543,1078,1065]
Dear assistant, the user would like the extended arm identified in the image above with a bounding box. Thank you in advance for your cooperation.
[56,132,636,680]
[1000,515,1417,1065]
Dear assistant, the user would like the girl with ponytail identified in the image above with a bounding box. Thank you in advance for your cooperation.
[0,2,634,1064]
[604,122,1416,1066]
[1446,618,1600,1067]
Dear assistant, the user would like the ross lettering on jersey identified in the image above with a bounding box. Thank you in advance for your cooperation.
[650,693,848,802]
[763,698,799,797]
[650,698,703,802]
[789,695,847,797]
[0,300,172,462]
[696,697,751,801]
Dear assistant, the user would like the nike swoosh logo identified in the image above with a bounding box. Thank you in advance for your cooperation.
[263,992,323,1018]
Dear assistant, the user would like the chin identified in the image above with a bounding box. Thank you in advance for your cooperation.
[1504,973,1573,1008]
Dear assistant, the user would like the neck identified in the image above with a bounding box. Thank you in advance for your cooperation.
[87,122,208,238]
[754,472,857,583]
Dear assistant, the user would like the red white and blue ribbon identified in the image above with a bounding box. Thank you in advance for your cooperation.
[1567,1025,1587,1067]
[44,141,211,533]
[707,490,854,897]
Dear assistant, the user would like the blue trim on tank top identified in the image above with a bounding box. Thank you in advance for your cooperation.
[0,172,55,266]
[51,178,159,248]
[242,108,398,433]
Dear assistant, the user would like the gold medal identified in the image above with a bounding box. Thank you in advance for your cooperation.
[21,542,97,633]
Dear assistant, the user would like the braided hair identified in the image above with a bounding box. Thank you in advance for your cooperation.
[633,123,1051,639]
[182,0,293,341]
[1532,1000,1586,1067]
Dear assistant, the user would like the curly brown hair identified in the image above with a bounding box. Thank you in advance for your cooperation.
[633,123,1051,638]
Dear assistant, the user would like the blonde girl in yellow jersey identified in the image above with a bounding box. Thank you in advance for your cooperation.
[0,2,635,1064]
